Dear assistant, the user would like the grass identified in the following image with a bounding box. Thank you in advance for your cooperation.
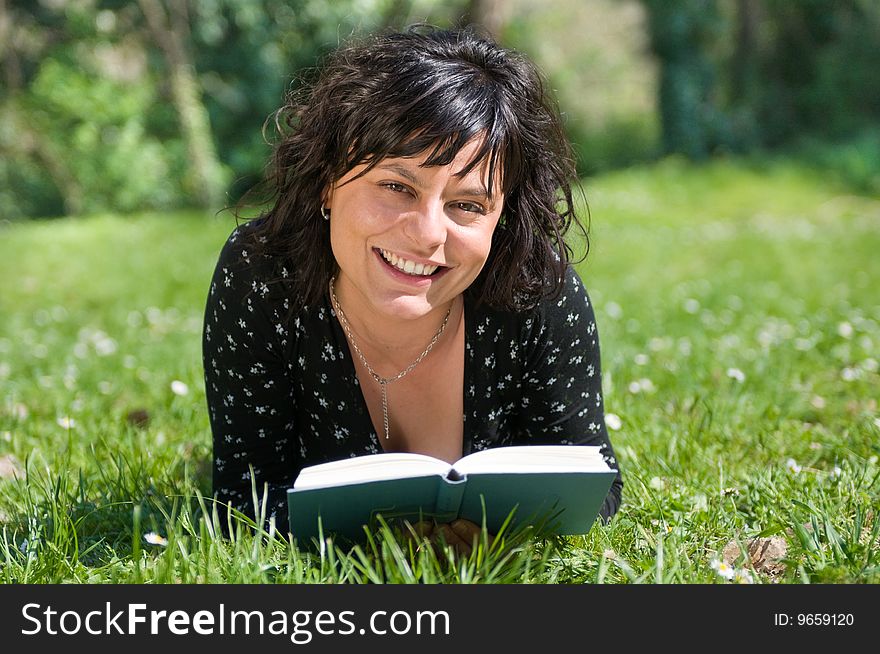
[1,154,878,583]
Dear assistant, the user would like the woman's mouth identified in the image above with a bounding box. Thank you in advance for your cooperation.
[376,248,446,278]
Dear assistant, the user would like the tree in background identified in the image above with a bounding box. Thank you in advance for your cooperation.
[5,0,877,219]
[642,0,880,164]
[642,0,730,159]
[754,0,880,144]
[137,0,226,210]
[502,0,658,175]
[1,0,193,218]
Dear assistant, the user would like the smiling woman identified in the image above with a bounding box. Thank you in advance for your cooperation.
[202,25,623,550]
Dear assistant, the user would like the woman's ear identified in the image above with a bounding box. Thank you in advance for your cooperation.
[321,183,334,210]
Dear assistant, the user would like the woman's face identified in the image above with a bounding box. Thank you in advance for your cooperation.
[325,139,504,322]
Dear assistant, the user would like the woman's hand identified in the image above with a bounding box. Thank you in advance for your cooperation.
[408,519,494,557]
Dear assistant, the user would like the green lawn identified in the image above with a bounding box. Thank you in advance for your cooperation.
[1,155,878,583]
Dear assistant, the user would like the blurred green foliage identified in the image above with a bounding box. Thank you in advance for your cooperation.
[643,0,880,160]
[1,0,469,219]
[31,58,180,213]
[1,0,878,220]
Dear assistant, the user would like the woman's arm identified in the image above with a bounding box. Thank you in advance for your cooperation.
[202,223,298,529]
[516,266,623,520]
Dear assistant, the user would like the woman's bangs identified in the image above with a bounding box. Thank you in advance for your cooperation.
[387,112,511,198]
[343,67,517,198]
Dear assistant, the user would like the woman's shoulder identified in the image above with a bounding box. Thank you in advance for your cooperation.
[215,217,295,279]
[531,265,596,339]
[474,265,590,322]
[216,217,269,264]
[465,266,594,358]
[210,217,301,313]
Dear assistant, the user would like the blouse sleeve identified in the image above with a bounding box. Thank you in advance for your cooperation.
[516,266,623,521]
[202,223,297,528]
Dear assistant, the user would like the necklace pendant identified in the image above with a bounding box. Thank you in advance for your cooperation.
[329,276,451,445]
[380,380,390,440]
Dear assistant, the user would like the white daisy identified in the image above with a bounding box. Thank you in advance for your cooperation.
[605,413,623,431]
[143,532,168,547]
[710,559,735,580]
[171,380,189,396]
[733,569,753,584]
[726,367,746,383]
[57,416,76,429]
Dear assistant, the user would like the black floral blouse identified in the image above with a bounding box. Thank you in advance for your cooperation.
[203,219,623,530]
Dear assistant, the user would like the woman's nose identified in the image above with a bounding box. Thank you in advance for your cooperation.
[403,199,447,250]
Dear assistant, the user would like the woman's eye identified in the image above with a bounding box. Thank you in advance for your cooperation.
[454,202,485,214]
[382,182,409,194]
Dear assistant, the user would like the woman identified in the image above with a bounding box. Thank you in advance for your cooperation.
[202,25,623,547]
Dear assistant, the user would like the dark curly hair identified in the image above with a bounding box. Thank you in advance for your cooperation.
[241,24,587,311]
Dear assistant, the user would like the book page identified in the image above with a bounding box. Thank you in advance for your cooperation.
[293,452,451,491]
[454,445,612,476]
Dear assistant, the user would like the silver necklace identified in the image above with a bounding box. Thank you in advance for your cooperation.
[329,276,453,440]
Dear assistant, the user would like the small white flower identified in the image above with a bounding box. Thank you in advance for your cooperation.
[726,367,746,383]
[862,358,878,373]
[786,458,801,474]
[634,353,649,365]
[628,378,655,394]
[874,417,880,430]
[170,380,189,396]
[837,322,853,339]
[841,367,858,382]
[649,337,670,352]
[831,466,842,478]
[684,298,700,314]
[733,569,753,584]
[605,302,623,319]
[810,395,826,409]
[605,413,622,431]
[57,416,76,429]
[95,337,117,356]
[710,559,735,580]
[143,532,168,546]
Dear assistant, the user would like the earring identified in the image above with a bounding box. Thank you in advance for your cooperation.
[320,205,330,221]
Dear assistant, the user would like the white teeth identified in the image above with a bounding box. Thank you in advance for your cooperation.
[379,249,439,276]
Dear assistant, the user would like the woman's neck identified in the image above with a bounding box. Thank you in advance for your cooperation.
[330,276,462,375]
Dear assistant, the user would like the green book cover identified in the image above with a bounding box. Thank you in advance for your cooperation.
[287,445,617,543]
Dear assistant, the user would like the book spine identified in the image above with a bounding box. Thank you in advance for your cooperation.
[433,476,467,523]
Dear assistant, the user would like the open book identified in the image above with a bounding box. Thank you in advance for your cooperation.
[287,445,617,542]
